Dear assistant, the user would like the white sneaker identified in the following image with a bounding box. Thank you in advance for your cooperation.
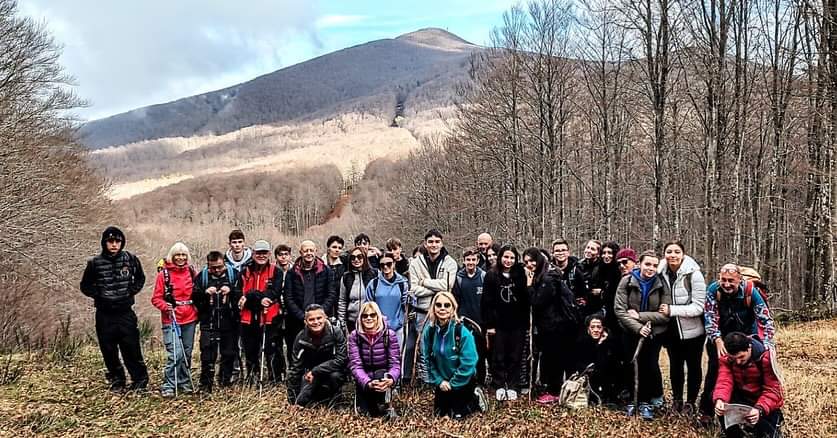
[495,388,508,401]
[506,389,518,401]
[475,387,489,412]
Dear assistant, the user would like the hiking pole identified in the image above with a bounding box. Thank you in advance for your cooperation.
[171,307,179,398]
[410,309,431,387]
[259,309,267,397]
[632,322,651,416]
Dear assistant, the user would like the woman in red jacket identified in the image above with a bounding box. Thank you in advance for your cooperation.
[151,242,198,397]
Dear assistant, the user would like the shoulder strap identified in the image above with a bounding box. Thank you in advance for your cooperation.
[453,321,463,354]
[201,267,208,288]
[162,268,171,289]
[744,281,754,308]
[371,277,379,301]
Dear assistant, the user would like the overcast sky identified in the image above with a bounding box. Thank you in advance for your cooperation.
[20,0,516,120]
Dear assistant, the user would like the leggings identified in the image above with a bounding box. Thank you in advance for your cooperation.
[665,334,705,403]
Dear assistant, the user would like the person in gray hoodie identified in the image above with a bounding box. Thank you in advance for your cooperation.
[224,229,252,272]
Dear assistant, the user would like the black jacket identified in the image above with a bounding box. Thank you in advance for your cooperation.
[577,258,604,316]
[287,322,348,402]
[481,265,529,331]
[528,271,579,334]
[80,226,145,312]
[284,258,337,322]
[191,266,242,331]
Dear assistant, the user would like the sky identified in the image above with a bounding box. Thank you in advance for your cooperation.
[19,0,517,121]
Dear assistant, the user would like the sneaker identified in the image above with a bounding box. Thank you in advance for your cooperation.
[384,408,399,420]
[639,403,654,420]
[626,404,636,417]
[160,389,175,398]
[495,388,508,401]
[506,389,518,401]
[475,387,489,412]
[649,396,664,409]
[127,380,148,392]
[109,380,126,393]
[520,388,530,396]
[536,393,559,405]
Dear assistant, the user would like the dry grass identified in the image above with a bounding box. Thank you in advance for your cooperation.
[1,320,834,437]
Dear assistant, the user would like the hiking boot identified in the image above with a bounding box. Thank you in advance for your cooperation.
[199,384,213,394]
[626,404,636,417]
[639,403,654,420]
[474,387,489,412]
[109,380,126,393]
[384,408,399,421]
[495,388,508,401]
[536,393,559,405]
[127,379,148,392]
[506,389,518,401]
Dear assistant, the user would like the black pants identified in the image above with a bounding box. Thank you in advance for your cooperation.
[719,393,783,438]
[625,334,663,404]
[434,379,478,418]
[294,371,344,406]
[473,329,488,386]
[665,334,705,403]
[241,322,284,383]
[537,330,575,394]
[606,326,632,401]
[199,328,238,388]
[95,309,148,386]
[700,340,721,415]
[492,328,525,390]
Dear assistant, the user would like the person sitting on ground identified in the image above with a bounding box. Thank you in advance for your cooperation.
[713,331,784,438]
[422,292,487,419]
[287,304,348,407]
[348,302,400,418]
[574,313,618,404]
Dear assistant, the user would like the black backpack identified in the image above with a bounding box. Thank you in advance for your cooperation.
[427,317,480,357]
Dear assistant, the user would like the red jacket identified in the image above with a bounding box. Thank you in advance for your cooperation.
[151,262,198,325]
[241,263,281,325]
[713,341,784,414]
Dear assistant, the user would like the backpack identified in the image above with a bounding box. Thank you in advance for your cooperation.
[715,280,767,309]
[427,317,481,357]
[559,366,599,409]
[200,265,237,289]
[368,277,407,301]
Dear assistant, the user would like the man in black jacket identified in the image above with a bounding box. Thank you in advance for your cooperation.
[192,251,242,392]
[283,240,337,352]
[287,304,347,406]
[80,226,149,392]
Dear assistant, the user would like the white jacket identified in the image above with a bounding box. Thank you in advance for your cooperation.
[408,252,458,312]
[658,255,706,340]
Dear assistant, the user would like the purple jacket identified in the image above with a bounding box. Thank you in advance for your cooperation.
[348,325,401,388]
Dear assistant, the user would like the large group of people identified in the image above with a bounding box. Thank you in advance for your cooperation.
[80,226,786,436]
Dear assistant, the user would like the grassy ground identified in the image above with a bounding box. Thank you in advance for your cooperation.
[0,319,835,437]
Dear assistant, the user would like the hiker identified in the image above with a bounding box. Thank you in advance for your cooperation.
[274,243,295,370]
[422,292,487,419]
[287,304,348,407]
[614,250,671,419]
[238,240,284,384]
[403,229,457,384]
[452,247,488,386]
[524,247,578,404]
[577,239,605,317]
[600,241,622,326]
[338,246,377,333]
[657,240,706,415]
[476,232,494,271]
[80,226,149,392]
[550,238,584,296]
[192,251,242,392]
[574,314,619,403]
[348,302,400,418]
[608,246,640,401]
[385,237,411,278]
[700,263,775,422]
[365,252,409,347]
[616,248,638,276]
[354,232,381,269]
[323,235,346,316]
[485,243,500,271]
[713,332,784,438]
[482,244,528,401]
[151,242,198,397]
[224,229,251,272]
[284,240,338,348]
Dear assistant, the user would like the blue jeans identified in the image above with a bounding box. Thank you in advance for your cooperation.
[161,321,196,392]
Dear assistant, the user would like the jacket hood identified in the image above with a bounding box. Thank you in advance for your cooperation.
[293,256,326,276]
[225,247,252,266]
[378,270,407,286]
[658,254,701,276]
[100,226,126,255]
[419,246,450,262]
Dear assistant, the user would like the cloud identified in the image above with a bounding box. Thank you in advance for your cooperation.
[19,1,322,120]
[315,14,367,29]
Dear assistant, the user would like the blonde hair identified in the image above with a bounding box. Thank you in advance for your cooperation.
[358,301,384,333]
[428,291,459,325]
[166,241,192,265]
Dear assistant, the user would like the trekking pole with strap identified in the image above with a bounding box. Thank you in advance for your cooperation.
[632,322,651,416]
[259,307,267,396]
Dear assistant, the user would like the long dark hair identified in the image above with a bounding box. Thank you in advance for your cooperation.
[347,246,370,272]
[492,244,520,274]
[523,247,547,283]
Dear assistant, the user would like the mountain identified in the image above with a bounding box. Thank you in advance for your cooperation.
[80,28,480,149]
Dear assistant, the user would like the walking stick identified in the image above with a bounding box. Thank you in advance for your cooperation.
[171,307,179,398]
[632,322,651,416]
[259,309,267,396]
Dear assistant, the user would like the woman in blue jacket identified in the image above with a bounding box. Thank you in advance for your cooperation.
[365,252,409,348]
[422,291,487,419]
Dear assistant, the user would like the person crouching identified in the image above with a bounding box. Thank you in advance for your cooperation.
[348,302,400,418]
[287,304,348,407]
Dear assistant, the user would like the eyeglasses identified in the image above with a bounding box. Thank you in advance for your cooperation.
[350,254,364,261]
[720,267,740,274]
[617,259,631,265]
[380,261,394,268]
[360,313,377,320]
[208,265,225,272]
[434,302,452,309]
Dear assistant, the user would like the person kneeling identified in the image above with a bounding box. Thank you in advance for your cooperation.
[422,292,488,420]
[287,304,348,407]
[713,331,784,438]
[348,302,400,418]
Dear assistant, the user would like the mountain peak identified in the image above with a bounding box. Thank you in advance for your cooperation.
[395,28,476,51]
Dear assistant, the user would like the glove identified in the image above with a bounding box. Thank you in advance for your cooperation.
[164,285,175,305]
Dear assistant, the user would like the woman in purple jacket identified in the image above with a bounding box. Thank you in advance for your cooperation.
[348,301,401,418]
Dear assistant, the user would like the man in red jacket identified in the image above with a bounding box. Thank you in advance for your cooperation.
[713,331,784,438]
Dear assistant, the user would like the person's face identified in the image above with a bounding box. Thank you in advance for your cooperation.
[732,348,751,366]
[665,245,684,269]
[391,246,402,260]
[433,296,453,322]
[276,250,291,266]
[253,250,270,265]
[328,241,343,259]
[463,254,479,272]
[602,247,614,264]
[305,309,326,334]
[229,238,245,254]
[523,255,537,272]
[172,253,188,267]
[106,238,121,255]
[587,319,604,340]
[477,235,492,253]
[356,239,370,250]
[500,250,516,270]
[300,243,316,263]
[359,309,378,331]
[425,237,442,256]
[583,241,600,261]
[487,249,497,266]
[553,244,569,263]
[350,250,364,268]
[380,257,394,275]
[639,256,659,279]
[719,271,742,293]
[618,258,636,275]
[207,259,226,276]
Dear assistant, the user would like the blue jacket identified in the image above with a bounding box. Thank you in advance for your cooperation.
[422,320,478,388]
[365,271,409,332]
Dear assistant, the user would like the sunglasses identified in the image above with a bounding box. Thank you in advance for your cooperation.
[720,268,740,274]
[434,302,452,309]
[360,313,377,319]
[380,261,394,268]
[350,254,364,261]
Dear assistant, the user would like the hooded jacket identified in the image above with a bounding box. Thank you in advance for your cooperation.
[287,322,348,403]
[240,262,282,325]
[453,267,486,327]
[422,319,478,389]
[348,324,401,389]
[408,247,458,312]
[713,339,784,414]
[284,257,337,322]
[224,248,252,272]
[614,270,671,337]
[528,270,579,334]
[365,271,409,332]
[80,227,146,312]
[151,261,198,325]
[657,255,706,340]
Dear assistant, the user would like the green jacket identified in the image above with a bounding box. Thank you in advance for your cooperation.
[421,320,477,388]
